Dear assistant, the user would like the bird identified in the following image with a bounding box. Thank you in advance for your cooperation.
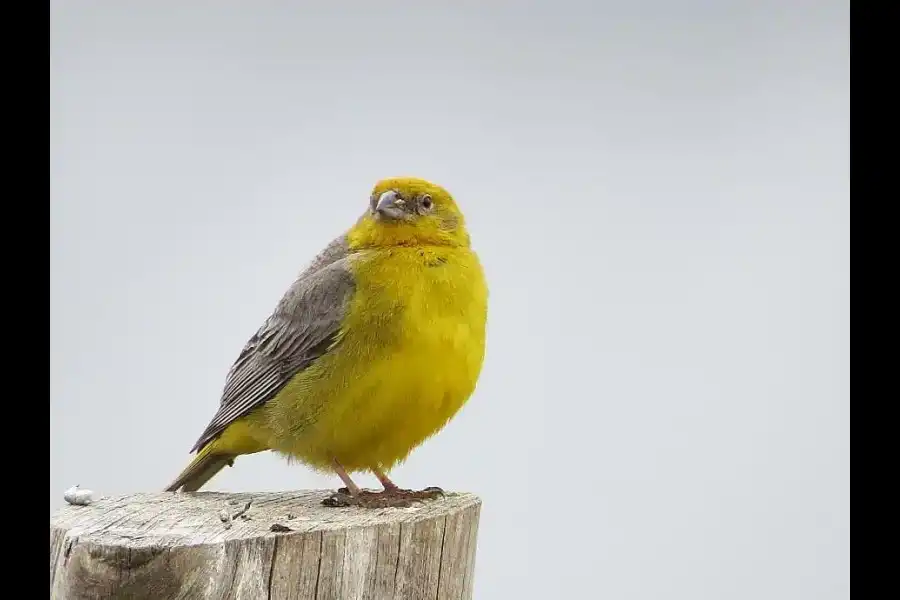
[164,176,488,508]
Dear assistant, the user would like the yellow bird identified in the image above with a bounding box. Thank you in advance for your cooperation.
[165,177,488,507]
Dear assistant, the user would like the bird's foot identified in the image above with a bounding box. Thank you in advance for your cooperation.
[322,486,445,508]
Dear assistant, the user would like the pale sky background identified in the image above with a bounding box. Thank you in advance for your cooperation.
[50,1,849,599]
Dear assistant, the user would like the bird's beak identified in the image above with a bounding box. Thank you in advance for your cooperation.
[374,190,405,220]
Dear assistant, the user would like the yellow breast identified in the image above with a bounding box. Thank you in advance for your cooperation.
[264,245,488,472]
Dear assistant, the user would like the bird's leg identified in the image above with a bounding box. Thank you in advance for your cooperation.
[372,468,400,492]
[322,463,445,508]
[331,458,361,496]
[322,458,363,506]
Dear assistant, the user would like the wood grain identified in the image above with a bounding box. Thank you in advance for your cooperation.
[50,490,481,600]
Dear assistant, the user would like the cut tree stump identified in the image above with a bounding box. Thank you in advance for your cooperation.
[50,490,481,600]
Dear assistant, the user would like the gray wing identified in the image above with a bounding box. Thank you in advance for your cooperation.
[190,236,355,453]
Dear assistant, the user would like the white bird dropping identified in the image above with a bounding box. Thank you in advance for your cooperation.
[63,484,94,506]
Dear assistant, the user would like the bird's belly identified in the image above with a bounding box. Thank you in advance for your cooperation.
[270,321,483,472]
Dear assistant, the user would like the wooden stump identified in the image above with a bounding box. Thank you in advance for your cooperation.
[50,490,481,600]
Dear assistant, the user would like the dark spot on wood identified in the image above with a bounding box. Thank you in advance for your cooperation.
[64,538,77,562]
[231,501,252,520]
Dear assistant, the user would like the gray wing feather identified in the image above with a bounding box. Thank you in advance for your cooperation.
[190,235,354,452]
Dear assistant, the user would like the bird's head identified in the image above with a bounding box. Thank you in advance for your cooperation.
[349,177,470,249]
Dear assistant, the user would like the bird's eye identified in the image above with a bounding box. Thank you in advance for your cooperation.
[421,195,433,211]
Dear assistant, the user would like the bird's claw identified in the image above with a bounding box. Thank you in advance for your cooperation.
[322,490,355,507]
[322,486,445,508]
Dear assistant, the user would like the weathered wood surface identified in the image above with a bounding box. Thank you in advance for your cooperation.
[50,490,481,600]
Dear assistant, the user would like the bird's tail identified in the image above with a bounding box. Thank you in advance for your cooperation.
[165,444,237,492]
